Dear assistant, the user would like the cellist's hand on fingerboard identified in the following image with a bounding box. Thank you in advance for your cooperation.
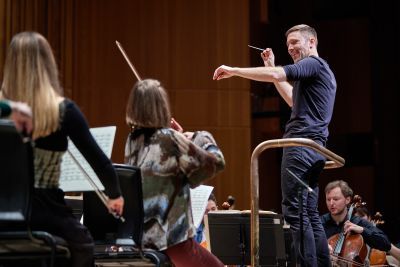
[343,220,364,235]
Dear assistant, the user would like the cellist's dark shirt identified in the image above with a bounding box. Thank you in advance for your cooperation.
[321,213,391,252]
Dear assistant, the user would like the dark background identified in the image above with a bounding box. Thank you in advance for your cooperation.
[250,0,400,243]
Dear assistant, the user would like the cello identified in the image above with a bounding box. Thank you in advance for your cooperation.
[328,195,368,267]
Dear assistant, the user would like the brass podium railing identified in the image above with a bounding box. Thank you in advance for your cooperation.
[250,138,345,267]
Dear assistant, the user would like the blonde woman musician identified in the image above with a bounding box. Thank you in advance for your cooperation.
[1,31,124,267]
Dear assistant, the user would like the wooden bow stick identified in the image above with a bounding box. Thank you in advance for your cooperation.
[115,40,142,81]
[67,150,125,222]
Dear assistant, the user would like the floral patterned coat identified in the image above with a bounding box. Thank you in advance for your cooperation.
[124,128,225,250]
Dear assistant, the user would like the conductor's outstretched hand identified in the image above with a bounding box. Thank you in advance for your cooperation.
[213,65,234,80]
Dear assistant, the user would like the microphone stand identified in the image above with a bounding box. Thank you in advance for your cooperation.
[286,168,314,266]
[67,150,125,222]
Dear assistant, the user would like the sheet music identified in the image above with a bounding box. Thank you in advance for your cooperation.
[59,126,116,192]
[190,185,214,229]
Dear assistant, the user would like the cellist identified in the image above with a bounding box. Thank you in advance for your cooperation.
[354,203,400,266]
[320,180,391,263]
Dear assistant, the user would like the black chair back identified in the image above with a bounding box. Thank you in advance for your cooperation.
[0,120,70,266]
[83,163,144,247]
[0,120,32,228]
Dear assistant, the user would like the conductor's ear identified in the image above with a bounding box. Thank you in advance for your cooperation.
[309,37,316,49]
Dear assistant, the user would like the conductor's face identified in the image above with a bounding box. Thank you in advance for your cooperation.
[286,31,313,63]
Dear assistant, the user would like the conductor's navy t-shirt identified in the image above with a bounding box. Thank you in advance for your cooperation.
[282,56,336,146]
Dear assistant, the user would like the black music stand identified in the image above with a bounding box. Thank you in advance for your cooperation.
[206,211,288,266]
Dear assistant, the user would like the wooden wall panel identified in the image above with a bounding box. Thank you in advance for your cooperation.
[0,0,74,96]
[0,0,46,79]
[1,0,251,209]
[70,0,251,209]
[173,90,250,127]
[209,127,251,210]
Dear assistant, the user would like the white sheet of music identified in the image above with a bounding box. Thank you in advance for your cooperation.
[190,185,214,229]
[59,126,116,192]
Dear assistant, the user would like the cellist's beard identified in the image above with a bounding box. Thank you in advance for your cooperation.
[336,207,348,218]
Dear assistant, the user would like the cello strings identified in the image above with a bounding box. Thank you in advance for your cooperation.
[67,149,125,222]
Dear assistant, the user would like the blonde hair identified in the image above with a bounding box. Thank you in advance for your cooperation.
[126,79,171,128]
[1,32,62,139]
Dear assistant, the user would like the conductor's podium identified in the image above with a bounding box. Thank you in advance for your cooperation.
[205,210,293,267]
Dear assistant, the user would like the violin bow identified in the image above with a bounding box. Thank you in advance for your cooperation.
[115,40,142,81]
[67,149,125,222]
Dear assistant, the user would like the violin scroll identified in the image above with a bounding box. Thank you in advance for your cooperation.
[221,195,235,210]
[371,212,385,226]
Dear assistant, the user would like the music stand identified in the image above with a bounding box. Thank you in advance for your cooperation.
[205,211,287,266]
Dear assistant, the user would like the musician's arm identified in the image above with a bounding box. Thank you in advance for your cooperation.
[64,101,122,199]
[355,217,392,252]
[389,244,400,263]
[175,130,225,188]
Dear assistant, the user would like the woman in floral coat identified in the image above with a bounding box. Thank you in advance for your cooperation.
[124,79,225,267]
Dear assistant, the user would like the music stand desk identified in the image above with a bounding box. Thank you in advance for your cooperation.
[205,210,287,266]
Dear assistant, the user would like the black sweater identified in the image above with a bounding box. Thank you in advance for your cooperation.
[321,213,391,252]
[34,98,121,198]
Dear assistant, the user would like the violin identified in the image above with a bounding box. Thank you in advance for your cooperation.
[221,195,235,210]
[328,195,368,267]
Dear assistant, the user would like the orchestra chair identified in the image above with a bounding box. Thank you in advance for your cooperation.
[83,164,144,248]
[0,120,70,267]
[83,163,171,267]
